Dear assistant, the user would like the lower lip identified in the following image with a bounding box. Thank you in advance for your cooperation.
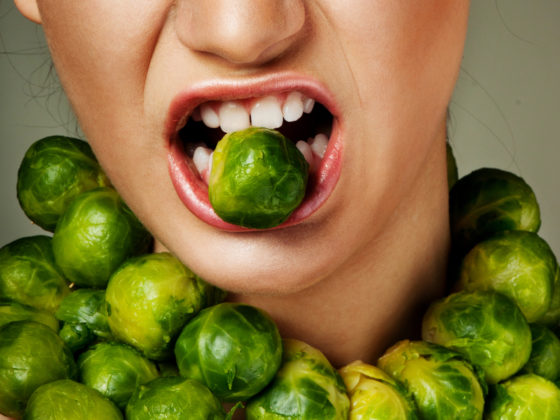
[168,121,342,232]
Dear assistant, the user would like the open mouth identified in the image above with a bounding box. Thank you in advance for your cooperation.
[167,76,342,231]
[179,93,333,184]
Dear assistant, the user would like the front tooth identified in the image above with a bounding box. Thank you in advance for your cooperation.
[201,104,220,128]
[309,133,328,159]
[296,140,313,166]
[250,96,283,129]
[219,101,250,133]
[193,146,212,176]
[302,96,315,114]
[282,92,304,122]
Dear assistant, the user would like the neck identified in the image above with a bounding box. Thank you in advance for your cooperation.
[229,137,450,367]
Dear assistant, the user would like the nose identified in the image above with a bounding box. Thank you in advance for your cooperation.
[175,0,306,66]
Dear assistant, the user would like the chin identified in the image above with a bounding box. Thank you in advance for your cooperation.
[154,220,337,296]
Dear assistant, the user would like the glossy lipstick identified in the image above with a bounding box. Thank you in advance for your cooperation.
[166,73,342,231]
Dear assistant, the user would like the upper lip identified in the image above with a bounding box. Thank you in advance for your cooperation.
[165,72,340,140]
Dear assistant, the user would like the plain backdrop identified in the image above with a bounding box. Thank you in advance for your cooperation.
[1,1,559,258]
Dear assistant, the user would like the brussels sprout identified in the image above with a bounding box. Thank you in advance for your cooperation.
[52,187,152,288]
[16,135,110,232]
[521,324,560,382]
[209,127,309,229]
[456,230,557,322]
[23,379,122,420]
[0,236,70,313]
[58,322,96,353]
[246,338,350,420]
[377,340,485,420]
[540,265,560,326]
[339,360,418,420]
[446,142,459,191]
[0,321,77,418]
[56,289,111,337]
[422,290,531,384]
[175,302,282,402]
[126,376,227,420]
[106,252,224,360]
[0,300,58,331]
[449,168,540,254]
[485,374,560,420]
[78,341,159,409]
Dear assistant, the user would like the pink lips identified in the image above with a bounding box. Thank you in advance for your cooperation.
[166,73,342,232]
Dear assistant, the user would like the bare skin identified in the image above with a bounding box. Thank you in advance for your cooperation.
[11,2,470,416]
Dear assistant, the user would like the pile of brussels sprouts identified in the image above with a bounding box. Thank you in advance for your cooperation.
[1,131,560,419]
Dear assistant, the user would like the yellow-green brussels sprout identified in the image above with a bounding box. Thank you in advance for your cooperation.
[209,127,309,229]
[485,374,560,420]
[52,187,152,288]
[0,300,58,331]
[339,360,418,420]
[540,265,560,326]
[246,338,350,420]
[106,252,224,360]
[78,341,160,409]
[175,302,282,402]
[457,230,557,322]
[0,236,69,313]
[378,340,485,420]
[126,376,227,420]
[56,288,111,352]
[449,168,540,254]
[521,324,560,382]
[0,321,77,418]
[422,290,531,384]
[16,135,110,232]
[23,379,122,420]
[446,142,459,191]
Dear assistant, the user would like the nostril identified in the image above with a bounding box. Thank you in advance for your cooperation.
[175,0,305,65]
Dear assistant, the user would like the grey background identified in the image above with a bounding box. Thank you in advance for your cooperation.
[1,1,559,257]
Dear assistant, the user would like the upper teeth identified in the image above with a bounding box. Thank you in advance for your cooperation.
[193,91,315,133]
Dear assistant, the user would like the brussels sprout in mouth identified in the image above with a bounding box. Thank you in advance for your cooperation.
[177,92,333,185]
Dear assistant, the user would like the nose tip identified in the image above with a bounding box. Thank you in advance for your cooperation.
[176,0,305,65]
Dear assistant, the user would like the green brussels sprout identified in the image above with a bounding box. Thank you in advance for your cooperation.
[58,322,96,353]
[422,290,531,384]
[540,265,560,326]
[377,340,485,420]
[485,374,560,420]
[23,379,122,420]
[339,360,418,420]
[246,338,350,420]
[78,341,160,409]
[106,252,224,360]
[521,324,560,382]
[456,230,557,323]
[52,187,152,288]
[175,302,282,402]
[449,168,541,254]
[209,127,309,229]
[56,289,111,337]
[0,236,70,313]
[0,300,58,331]
[16,135,110,232]
[446,142,459,191]
[126,376,227,420]
[0,321,77,418]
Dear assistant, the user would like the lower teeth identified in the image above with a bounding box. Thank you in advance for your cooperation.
[192,131,329,186]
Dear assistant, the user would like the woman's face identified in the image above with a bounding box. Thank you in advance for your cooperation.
[25,0,470,294]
